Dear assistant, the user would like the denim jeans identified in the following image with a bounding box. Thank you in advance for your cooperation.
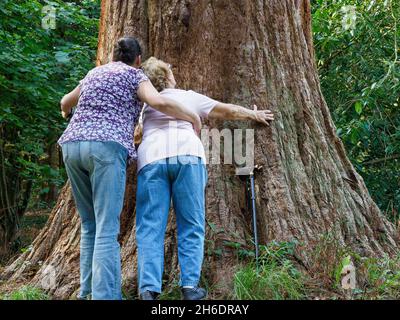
[136,155,207,294]
[61,141,128,300]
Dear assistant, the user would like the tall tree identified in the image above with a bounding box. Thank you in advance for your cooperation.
[3,0,398,299]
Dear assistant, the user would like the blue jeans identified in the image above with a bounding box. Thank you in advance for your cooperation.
[136,155,207,294]
[61,141,128,300]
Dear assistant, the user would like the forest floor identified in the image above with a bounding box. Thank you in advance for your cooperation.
[1,211,400,300]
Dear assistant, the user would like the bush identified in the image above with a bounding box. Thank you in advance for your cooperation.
[313,0,400,219]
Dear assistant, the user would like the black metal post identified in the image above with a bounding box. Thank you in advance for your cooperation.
[249,172,259,272]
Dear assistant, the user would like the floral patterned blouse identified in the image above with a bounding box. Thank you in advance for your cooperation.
[58,61,148,160]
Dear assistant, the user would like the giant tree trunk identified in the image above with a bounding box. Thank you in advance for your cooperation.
[2,0,399,299]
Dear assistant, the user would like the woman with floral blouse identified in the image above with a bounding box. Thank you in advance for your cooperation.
[57,37,200,300]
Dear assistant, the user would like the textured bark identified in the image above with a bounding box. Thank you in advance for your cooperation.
[2,0,399,299]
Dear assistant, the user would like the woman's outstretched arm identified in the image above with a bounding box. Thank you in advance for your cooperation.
[208,103,274,125]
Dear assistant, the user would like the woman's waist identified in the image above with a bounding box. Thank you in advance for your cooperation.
[68,114,135,130]
[139,130,204,152]
[60,122,135,142]
[137,140,206,169]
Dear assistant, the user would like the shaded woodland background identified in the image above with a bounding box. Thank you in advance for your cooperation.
[0,0,399,299]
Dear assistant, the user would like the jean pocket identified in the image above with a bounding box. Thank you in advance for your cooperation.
[90,141,125,165]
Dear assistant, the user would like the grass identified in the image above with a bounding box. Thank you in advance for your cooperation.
[307,232,400,299]
[2,225,400,300]
[355,253,400,299]
[233,260,306,300]
[232,241,306,300]
[229,235,400,300]
[2,286,49,300]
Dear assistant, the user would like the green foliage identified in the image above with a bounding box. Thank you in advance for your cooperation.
[258,240,298,264]
[2,286,49,300]
[232,241,306,300]
[312,0,400,218]
[231,238,400,300]
[307,232,400,299]
[355,253,400,299]
[309,232,349,289]
[0,0,99,241]
[333,255,352,288]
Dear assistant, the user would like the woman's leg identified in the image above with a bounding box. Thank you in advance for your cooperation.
[61,142,95,299]
[87,141,128,300]
[136,160,171,295]
[171,156,207,288]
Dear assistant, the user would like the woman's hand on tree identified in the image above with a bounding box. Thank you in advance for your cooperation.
[252,105,274,125]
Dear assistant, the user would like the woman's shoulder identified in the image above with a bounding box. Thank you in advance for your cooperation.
[95,62,146,80]
[176,89,206,98]
[122,65,149,83]
[87,62,118,76]
[160,88,188,96]
[160,89,212,102]
[95,61,132,72]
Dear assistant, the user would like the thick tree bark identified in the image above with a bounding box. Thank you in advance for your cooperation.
[2,0,399,299]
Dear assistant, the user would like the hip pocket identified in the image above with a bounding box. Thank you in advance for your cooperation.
[90,141,127,165]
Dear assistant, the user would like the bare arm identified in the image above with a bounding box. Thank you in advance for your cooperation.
[60,85,80,119]
[208,103,274,125]
[137,80,202,133]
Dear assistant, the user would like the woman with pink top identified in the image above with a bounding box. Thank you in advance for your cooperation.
[136,57,274,300]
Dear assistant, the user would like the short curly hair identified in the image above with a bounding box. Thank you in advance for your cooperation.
[141,57,170,92]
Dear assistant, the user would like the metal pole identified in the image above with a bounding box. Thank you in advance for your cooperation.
[249,172,259,271]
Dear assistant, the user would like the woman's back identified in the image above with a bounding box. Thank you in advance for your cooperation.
[58,61,148,159]
[137,88,218,172]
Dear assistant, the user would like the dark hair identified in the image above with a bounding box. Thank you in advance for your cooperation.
[112,37,142,65]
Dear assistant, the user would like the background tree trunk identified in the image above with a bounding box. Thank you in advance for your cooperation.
[40,140,60,205]
[2,0,399,299]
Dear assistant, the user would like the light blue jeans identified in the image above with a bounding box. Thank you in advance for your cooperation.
[61,141,128,300]
[136,155,207,294]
